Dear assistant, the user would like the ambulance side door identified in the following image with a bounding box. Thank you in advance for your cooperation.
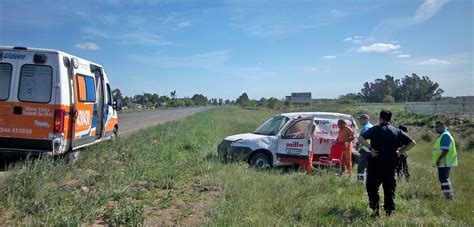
[72,66,97,147]
[0,52,17,139]
[275,117,314,162]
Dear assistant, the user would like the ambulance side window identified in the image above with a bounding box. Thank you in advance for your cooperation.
[18,64,53,103]
[0,63,12,101]
[106,84,112,105]
[77,75,96,102]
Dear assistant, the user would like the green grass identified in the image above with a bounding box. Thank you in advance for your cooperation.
[0,106,472,225]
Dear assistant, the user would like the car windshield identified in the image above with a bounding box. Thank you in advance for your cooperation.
[254,116,289,136]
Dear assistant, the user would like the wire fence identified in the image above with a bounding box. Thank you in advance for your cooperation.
[405,96,474,121]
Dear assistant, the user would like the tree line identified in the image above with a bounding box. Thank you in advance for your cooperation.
[111,89,232,109]
[112,73,444,110]
[340,73,444,103]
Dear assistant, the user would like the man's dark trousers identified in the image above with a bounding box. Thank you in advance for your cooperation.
[366,156,397,213]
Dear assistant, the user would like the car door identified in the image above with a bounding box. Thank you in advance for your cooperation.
[275,117,315,163]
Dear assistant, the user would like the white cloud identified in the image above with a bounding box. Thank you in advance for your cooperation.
[357,43,400,53]
[396,54,411,58]
[74,42,100,50]
[414,0,450,23]
[120,32,174,46]
[82,27,109,39]
[177,20,192,28]
[343,36,364,43]
[372,0,450,38]
[322,55,336,60]
[329,9,349,18]
[416,58,451,65]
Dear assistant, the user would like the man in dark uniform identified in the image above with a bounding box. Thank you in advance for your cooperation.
[358,110,416,216]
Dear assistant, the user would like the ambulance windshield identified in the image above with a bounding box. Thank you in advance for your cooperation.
[254,116,289,136]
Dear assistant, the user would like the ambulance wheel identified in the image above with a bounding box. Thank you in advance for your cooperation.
[111,127,118,142]
[66,150,80,163]
[249,153,271,170]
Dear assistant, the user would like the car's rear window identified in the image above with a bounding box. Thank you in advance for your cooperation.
[0,63,12,101]
[18,64,53,103]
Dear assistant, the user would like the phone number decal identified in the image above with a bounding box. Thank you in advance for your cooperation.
[0,128,33,134]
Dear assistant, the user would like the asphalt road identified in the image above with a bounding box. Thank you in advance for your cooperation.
[118,107,211,137]
[0,106,212,182]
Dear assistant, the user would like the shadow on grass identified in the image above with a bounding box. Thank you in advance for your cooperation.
[0,153,40,172]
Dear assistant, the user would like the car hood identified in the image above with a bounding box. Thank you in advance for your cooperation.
[224,133,269,142]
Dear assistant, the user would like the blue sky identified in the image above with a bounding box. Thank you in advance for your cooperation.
[1,0,472,100]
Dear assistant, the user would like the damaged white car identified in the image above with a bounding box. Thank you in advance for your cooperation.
[217,112,358,169]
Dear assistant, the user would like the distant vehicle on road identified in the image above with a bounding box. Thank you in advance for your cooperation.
[218,112,358,169]
[0,46,119,156]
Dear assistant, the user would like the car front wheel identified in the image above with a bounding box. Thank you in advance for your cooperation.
[249,153,271,170]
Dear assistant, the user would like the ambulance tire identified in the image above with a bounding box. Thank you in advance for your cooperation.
[111,127,118,142]
[249,152,271,170]
[65,150,80,163]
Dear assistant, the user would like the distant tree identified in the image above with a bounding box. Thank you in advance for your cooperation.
[212,98,218,105]
[112,88,123,102]
[159,95,170,104]
[143,93,152,104]
[191,94,208,106]
[184,98,194,107]
[123,96,133,107]
[170,90,177,99]
[133,94,144,104]
[397,74,444,102]
[236,93,250,107]
[174,99,185,107]
[267,97,281,109]
[151,93,159,104]
[218,98,223,106]
[259,97,268,107]
[358,74,442,102]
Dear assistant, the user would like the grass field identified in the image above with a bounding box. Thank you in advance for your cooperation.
[0,106,472,225]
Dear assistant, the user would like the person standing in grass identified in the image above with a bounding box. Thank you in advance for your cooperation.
[356,114,373,183]
[358,110,416,216]
[433,121,458,200]
[396,125,410,181]
[336,119,355,174]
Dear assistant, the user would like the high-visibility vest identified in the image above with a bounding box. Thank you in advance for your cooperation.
[433,131,458,167]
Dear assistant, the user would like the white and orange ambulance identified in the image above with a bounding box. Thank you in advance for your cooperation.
[0,46,118,156]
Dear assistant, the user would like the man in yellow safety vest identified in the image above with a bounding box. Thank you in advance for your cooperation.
[433,121,458,200]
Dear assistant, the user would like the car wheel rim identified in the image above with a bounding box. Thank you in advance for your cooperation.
[255,158,268,169]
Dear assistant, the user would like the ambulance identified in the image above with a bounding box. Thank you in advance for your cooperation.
[0,46,119,156]
[217,112,358,169]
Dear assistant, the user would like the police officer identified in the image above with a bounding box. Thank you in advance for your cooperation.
[356,114,373,183]
[433,121,458,200]
[358,110,416,216]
